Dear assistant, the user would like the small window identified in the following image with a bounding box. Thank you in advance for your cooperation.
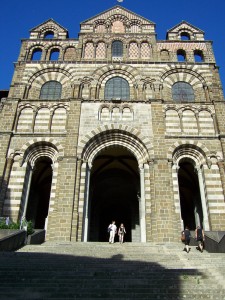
[40,81,62,100]
[194,50,204,62]
[31,48,42,60]
[105,77,130,100]
[180,32,190,40]
[50,49,60,60]
[44,31,54,39]
[172,82,195,102]
[112,41,123,57]
[177,49,186,62]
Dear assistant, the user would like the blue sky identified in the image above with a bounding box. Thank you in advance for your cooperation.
[0,0,224,95]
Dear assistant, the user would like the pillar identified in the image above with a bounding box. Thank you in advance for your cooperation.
[139,166,147,242]
[83,163,91,242]
[195,166,210,230]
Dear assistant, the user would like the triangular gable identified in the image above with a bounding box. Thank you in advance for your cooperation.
[30,19,68,33]
[167,21,204,34]
[81,5,155,25]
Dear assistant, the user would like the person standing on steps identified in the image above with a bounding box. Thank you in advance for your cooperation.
[108,221,117,244]
[118,223,126,244]
[195,226,205,252]
[181,226,191,253]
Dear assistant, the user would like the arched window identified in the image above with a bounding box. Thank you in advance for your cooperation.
[40,81,62,100]
[44,31,54,39]
[50,49,60,60]
[172,82,195,102]
[177,49,186,62]
[180,32,190,40]
[105,77,130,100]
[31,48,42,61]
[194,50,204,62]
[112,41,123,57]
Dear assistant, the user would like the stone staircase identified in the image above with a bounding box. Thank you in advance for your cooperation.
[0,242,225,299]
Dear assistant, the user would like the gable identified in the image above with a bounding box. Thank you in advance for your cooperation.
[80,5,155,34]
[29,19,69,39]
[168,21,204,34]
[167,21,205,41]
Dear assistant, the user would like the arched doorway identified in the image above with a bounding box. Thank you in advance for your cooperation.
[178,160,203,230]
[88,147,140,242]
[26,158,53,229]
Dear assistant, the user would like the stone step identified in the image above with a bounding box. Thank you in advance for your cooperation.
[0,242,225,299]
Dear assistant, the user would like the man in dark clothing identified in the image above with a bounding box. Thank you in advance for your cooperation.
[195,226,205,252]
[181,226,191,253]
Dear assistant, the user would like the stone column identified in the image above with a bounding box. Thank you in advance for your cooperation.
[49,111,53,132]
[73,84,80,98]
[71,158,82,241]
[203,84,210,102]
[139,166,147,242]
[195,112,201,135]
[178,113,183,133]
[23,84,30,99]
[95,84,100,100]
[173,163,184,231]
[195,166,210,230]
[212,113,219,135]
[83,163,91,242]
[217,160,225,199]
[22,164,33,219]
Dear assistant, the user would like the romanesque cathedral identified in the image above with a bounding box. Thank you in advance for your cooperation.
[0,6,225,242]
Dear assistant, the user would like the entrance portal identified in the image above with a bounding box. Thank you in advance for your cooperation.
[89,148,140,242]
[178,161,203,230]
[26,158,52,229]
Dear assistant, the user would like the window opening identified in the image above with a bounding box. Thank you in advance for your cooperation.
[181,32,190,40]
[177,49,186,62]
[31,48,42,61]
[172,82,195,102]
[44,31,54,39]
[50,49,59,60]
[40,81,62,100]
[112,41,123,57]
[105,77,130,100]
[194,50,204,62]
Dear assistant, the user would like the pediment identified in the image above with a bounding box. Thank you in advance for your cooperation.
[81,5,155,26]
[167,21,204,34]
[30,19,68,39]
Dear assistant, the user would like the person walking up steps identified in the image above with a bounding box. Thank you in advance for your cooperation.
[108,221,117,244]
[181,226,191,253]
[195,226,205,252]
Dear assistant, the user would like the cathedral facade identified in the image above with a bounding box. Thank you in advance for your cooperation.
[0,6,225,242]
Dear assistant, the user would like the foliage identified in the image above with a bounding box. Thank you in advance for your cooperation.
[0,220,20,230]
[26,220,34,235]
[0,218,34,235]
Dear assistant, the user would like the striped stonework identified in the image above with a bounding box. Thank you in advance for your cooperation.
[1,6,225,242]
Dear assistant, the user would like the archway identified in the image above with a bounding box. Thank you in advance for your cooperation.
[178,161,203,230]
[26,158,53,229]
[88,147,140,242]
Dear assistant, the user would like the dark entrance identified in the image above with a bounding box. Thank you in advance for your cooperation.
[26,158,52,229]
[88,147,140,242]
[178,161,203,230]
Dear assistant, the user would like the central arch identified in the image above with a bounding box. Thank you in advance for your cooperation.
[89,147,139,242]
[80,127,151,242]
